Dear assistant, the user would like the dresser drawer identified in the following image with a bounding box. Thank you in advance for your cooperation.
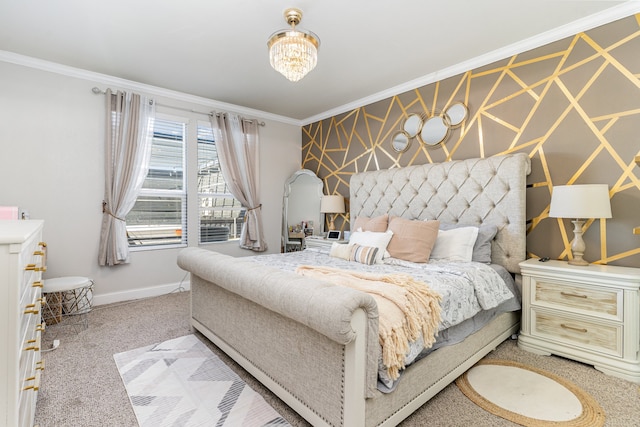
[532,277,622,321]
[20,303,42,370]
[20,295,41,346]
[531,309,622,357]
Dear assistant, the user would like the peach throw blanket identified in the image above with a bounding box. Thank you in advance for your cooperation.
[296,265,442,380]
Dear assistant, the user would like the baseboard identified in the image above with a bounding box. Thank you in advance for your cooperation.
[92,280,190,306]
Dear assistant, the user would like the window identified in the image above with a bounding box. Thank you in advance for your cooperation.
[197,123,245,244]
[126,118,186,247]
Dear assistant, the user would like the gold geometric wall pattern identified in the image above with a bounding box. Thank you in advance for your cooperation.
[303,14,640,267]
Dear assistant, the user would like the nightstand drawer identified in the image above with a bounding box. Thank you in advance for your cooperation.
[532,278,622,321]
[532,309,622,357]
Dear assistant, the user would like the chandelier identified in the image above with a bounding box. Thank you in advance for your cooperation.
[267,8,320,82]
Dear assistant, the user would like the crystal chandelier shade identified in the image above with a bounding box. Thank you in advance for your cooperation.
[267,8,320,82]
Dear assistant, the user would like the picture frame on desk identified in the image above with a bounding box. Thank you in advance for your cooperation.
[327,230,341,240]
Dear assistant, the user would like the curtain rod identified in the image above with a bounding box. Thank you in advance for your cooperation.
[91,87,266,126]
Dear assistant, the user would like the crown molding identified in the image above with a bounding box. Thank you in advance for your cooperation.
[301,2,640,126]
[3,1,638,129]
[0,50,302,127]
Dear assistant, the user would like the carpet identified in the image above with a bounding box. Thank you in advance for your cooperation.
[113,334,291,427]
[456,359,605,427]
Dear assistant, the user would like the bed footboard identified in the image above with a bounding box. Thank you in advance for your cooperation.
[178,247,378,427]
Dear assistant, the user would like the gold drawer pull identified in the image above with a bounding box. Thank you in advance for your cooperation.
[560,291,588,299]
[24,336,41,352]
[37,360,45,371]
[39,242,47,247]
[33,250,45,256]
[23,371,41,391]
[25,264,46,272]
[32,281,43,288]
[38,296,46,304]
[561,323,588,333]
[36,323,45,332]
[24,307,40,315]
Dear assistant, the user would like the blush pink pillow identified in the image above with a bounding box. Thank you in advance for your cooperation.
[352,214,389,232]
[386,217,440,263]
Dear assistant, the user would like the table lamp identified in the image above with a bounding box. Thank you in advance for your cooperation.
[320,195,345,231]
[548,184,612,266]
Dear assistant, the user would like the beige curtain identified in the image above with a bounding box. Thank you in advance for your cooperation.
[98,90,155,266]
[210,113,267,251]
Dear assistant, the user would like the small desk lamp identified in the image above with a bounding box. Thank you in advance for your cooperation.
[548,184,612,266]
[320,195,345,231]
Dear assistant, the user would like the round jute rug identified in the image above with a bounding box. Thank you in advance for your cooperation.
[455,359,605,427]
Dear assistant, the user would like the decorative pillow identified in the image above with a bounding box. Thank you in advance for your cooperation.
[352,214,389,232]
[439,223,498,263]
[348,230,393,263]
[386,217,440,263]
[329,242,352,260]
[430,226,479,262]
[349,243,379,265]
[329,242,380,265]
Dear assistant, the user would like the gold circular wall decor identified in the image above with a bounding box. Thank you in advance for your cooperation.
[402,113,423,138]
[444,102,468,128]
[419,115,450,147]
[391,130,411,152]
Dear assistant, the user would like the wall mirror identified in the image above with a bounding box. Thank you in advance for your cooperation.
[403,113,423,138]
[282,169,323,252]
[444,102,468,128]
[419,115,450,147]
[391,131,411,153]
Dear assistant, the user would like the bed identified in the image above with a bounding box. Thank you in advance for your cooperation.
[177,153,531,426]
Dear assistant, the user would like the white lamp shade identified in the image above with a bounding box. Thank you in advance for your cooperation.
[549,184,612,219]
[320,195,345,214]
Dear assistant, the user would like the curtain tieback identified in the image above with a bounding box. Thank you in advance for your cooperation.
[245,204,262,221]
[102,201,125,222]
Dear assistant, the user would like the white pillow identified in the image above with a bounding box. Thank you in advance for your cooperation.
[348,230,393,264]
[429,227,479,262]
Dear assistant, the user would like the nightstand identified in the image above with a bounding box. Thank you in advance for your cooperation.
[518,258,640,383]
[304,237,347,251]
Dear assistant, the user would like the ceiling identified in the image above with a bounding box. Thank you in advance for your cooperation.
[0,1,636,124]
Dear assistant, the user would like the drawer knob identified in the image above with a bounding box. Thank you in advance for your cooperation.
[560,291,588,299]
[32,281,44,288]
[561,323,588,333]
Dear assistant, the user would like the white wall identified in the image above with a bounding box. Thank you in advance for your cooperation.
[0,61,301,304]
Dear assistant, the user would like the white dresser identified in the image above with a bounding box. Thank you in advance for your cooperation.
[518,258,640,383]
[0,220,46,427]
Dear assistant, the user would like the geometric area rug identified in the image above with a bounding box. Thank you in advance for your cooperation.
[113,334,291,427]
[456,359,605,427]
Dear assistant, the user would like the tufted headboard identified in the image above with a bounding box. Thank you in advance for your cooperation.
[349,153,531,273]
